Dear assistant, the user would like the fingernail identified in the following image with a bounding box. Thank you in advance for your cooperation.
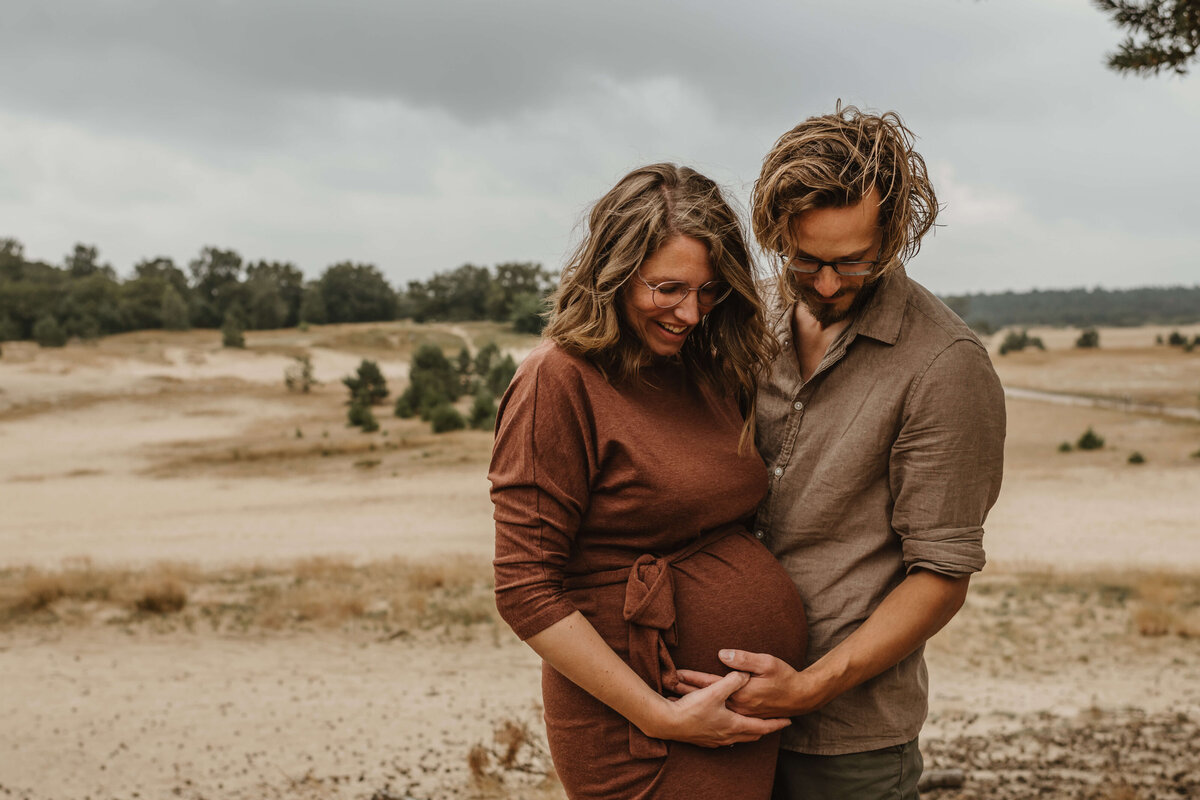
[719,650,734,661]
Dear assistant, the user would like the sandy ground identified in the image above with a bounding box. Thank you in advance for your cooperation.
[2,323,1199,799]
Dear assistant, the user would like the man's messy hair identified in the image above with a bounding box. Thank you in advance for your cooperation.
[751,103,939,290]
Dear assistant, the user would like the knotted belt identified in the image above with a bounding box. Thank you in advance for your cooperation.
[561,523,745,759]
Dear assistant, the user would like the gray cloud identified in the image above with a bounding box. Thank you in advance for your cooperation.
[1,0,1197,291]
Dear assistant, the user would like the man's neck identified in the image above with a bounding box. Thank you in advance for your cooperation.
[791,303,853,383]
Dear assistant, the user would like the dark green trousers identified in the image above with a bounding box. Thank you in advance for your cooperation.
[771,738,923,800]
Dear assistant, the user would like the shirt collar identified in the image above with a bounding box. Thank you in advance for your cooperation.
[765,265,910,348]
[846,265,909,346]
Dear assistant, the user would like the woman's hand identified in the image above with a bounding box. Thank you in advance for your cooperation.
[639,670,791,748]
[526,613,789,749]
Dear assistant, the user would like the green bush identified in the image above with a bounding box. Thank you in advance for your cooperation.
[32,315,67,348]
[1058,442,1073,453]
[1077,427,1105,451]
[347,398,379,431]
[0,313,22,341]
[473,341,500,377]
[1127,451,1145,464]
[469,389,498,430]
[343,359,389,405]
[1167,330,1187,347]
[429,402,465,433]
[161,285,191,331]
[509,291,548,334]
[998,329,1045,356]
[396,343,462,421]
[487,354,518,396]
[221,304,246,348]
[1074,328,1099,348]
[394,390,417,419]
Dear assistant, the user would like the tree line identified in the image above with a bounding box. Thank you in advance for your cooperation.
[941,285,1200,333]
[0,238,554,345]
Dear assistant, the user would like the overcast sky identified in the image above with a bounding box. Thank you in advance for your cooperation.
[2,0,1197,295]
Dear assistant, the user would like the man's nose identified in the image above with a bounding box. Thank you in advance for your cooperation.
[813,266,843,297]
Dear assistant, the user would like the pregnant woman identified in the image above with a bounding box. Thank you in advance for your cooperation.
[490,163,807,799]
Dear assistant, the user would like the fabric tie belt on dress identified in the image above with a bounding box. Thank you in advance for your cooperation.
[561,523,746,759]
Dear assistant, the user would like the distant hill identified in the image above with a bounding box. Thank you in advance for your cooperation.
[939,285,1200,332]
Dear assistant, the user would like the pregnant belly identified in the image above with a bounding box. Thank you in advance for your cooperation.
[569,530,807,680]
[668,530,807,675]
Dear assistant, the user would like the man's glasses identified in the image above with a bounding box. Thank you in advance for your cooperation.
[637,275,733,309]
[780,254,879,277]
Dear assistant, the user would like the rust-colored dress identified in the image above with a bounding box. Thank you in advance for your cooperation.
[490,342,806,800]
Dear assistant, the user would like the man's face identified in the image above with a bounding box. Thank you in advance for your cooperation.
[784,187,883,328]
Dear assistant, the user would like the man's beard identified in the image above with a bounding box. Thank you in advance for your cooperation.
[796,282,874,328]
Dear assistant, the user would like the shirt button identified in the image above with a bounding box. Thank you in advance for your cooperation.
[773,467,783,477]
[793,401,803,411]
[754,530,765,539]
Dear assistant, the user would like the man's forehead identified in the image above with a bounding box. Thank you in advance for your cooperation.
[784,198,883,255]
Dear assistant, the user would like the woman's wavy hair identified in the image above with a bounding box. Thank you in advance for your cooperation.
[751,104,939,301]
[543,163,773,447]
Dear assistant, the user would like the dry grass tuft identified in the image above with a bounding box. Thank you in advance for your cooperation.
[0,554,495,635]
[133,578,188,614]
[466,718,556,795]
[1130,573,1200,637]
[494,719,530,769]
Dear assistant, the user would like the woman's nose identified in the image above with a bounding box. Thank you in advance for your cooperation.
[673,292,702,324]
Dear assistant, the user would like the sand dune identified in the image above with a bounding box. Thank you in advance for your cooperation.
[2,323,1199,799]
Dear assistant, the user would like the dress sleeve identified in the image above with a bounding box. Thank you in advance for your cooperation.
[490,350,596,640]
[889,339,1006,578]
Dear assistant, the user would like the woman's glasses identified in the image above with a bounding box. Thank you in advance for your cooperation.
[637,275,733,309]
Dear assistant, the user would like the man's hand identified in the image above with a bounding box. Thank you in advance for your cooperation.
[645,669,792,747]
[676,571,972,720]
[675,650,833,719]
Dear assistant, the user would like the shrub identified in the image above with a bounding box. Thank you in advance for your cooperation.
[399,344,462,419]
[161,285,191,331]
[998,329,1044,355]
[509,291,548,334]
[343,359,388,405]
[1128,451,1145,464]
[1077,427,1105,451]
[221,304,246,348]
[32,315,67,348]
[456,346,472,377]
[0,313,20,341]
[469,389,498,430]
[473,341,500,377]
[1058,442,1073,453]
[394,390,417,419]
[347,397,379,431]
[1075,328,1099,348]
[1167,330,1187,347]
[284,355,316,393]
[429,402,466,433]
[487,354,518,396]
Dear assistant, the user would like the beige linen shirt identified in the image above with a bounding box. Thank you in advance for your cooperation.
[754,266,1006,755]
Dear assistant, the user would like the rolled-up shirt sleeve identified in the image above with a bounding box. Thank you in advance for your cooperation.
[490,351,596,640]
[890,339,1006,577]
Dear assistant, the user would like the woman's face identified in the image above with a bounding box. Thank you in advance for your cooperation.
[621,234,716,359]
